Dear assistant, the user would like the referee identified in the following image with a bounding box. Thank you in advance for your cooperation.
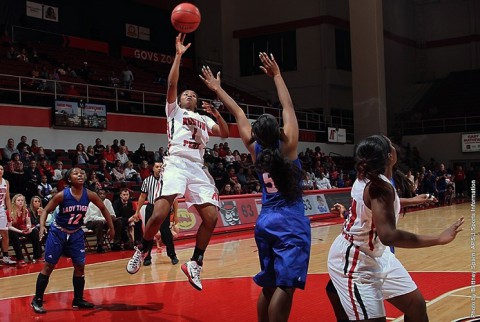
[134,161,178,266]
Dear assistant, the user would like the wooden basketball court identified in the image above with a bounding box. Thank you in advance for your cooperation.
[0,202,477,321]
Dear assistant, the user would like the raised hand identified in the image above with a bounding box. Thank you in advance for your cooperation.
[201,101,219,117]
[259,52,280,78]
[175,33,191,55]
[199,65,221,93]
[438,217,464,245]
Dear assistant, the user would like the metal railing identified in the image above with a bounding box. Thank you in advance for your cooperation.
[394,116,480,135]
[0,73,353,141]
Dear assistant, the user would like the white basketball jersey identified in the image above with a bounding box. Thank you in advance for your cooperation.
[0,178,7,214]
[166,102,216,163]
[342,174,400,257]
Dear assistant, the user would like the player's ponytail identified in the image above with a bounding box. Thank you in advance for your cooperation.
[355,135,391,199]
[252,114,302,202]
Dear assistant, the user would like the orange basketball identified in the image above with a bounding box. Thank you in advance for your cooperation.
[171,3,201,33]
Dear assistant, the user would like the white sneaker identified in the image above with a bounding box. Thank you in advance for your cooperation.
[3,256,16,265]
[126,247,146,274]
[181,261,203,291]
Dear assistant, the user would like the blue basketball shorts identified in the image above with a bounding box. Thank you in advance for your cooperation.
[44,225,86,265]
[253,205,311,290]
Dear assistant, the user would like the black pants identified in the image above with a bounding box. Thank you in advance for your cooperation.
[144,203,176,260]
[9,229,42,260]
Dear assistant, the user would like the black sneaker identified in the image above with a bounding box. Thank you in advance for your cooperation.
[96,245,105,253]
[31,298,46,314]
[72,298,95,309]
[111,243,122,251]
[170,255,179,265]
[143,258,152,266]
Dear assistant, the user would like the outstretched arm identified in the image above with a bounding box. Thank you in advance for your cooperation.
[167,33,191,109]
[259,52,298,160]
[200,66,254,154]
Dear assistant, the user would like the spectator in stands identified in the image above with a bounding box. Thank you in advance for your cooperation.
[29,196,42,231]
[17,48,29,62]
[232,150,242,163]
[75,143,89,165]
[125,161,141,183]
[56,63,66,76]
[233,182,243,195]
[16,136,29,152]
[301,170,315,190]
[86,146,96,165]
[20,145,34,164]
[64,84,80,100]
[211,144,220,161]
[86,172,102,192]
[113,188,139,249]
[8,194,43,265]
[6,153,25,194]
[218,142,227,159]
[154,147,165,163]
[94,159,112,184]
[37,175,56,207]
[453,165,466,198]
[224,149,235,167]
[315,173,332,190]
[35,147,49,162]
[112,139,120,153]
[132,143,148,165]
[29,65,42,90]
[227,166,239,187]
[435,164,448,204]
[236,166,248,188]
[251,182,262,194]
[102,144,116,167]
[108,71,120,88]
[115,145,129,165]
[52,161,66,182]
[79,61,92,82]
[30,139,40,155]
[44,74,62,93]
[38,159,54,182]
[121,66,134,89]
[406,169,415,186]
[245,167,259,188]
[93,138,105,161]
[139,160,151,180]
[112,160,126,182]
[85,188,123,253]
[220,183,233,196]
[3,138,19,162]
[119,139,129,154]
[6,46,18,60]
[24,160,41,199]
[66,65,77,78]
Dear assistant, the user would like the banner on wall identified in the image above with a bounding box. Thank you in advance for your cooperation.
[26,1,42,19]
[461,133,480,152]
[175,189,352,238]
[121,46,193,68]
[53,100,107,129]
[328,127,346,143]
[125,24,150,41]
[43,5,58,22]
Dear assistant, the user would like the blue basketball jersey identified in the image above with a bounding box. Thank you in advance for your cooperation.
[54,188,90,230]
[254,143,303,208]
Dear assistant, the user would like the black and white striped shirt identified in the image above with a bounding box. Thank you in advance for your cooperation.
[141,174,162,204]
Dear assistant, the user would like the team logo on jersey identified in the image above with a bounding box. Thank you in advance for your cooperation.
[219,200,240,226]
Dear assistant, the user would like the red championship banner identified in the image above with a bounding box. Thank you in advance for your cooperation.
[121,46,193,68]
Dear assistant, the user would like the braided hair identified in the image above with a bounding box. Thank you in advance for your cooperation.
[251,114,302,202]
